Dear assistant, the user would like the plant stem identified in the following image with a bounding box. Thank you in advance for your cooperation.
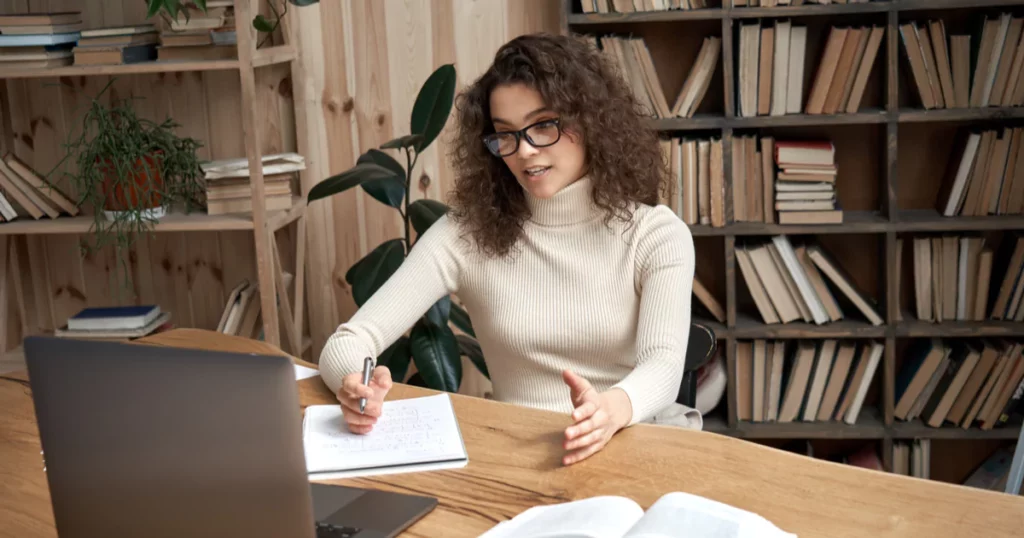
[404,146,415,251]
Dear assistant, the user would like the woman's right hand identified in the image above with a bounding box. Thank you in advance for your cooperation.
[337,366,392,434]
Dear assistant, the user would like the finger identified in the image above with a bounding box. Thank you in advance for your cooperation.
[564,428,604,451]
[563,440,604,466]
[339,392,381,418]
[571,401,598,422]
[348,423,374,435]
[561,370,593,403]
[372,366,393,390]
[341,405,378,426]
[342,382,374,402]
[565,413,602,441]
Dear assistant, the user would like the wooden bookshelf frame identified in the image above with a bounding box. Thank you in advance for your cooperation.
[562,0,1024,457]
[0,0,309,357]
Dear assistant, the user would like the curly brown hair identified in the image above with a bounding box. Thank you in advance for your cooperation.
[447,32,668,258]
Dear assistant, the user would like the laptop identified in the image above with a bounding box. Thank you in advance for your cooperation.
[23,336,438,538]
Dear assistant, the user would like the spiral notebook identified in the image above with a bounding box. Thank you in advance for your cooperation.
[302,394,469,480]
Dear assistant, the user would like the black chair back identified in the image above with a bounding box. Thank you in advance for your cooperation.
[676,321,717,408]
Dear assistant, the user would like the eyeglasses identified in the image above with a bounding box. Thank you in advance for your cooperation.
[482,118,562,157]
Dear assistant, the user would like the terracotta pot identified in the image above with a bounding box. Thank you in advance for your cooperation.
[98,152,165,212]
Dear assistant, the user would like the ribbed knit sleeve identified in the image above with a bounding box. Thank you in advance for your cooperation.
[613,206,695,425]
[318,215,463,394]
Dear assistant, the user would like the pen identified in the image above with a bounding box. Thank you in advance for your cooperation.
[359,357,373,414]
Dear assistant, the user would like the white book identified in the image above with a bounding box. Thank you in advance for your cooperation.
[942,133,981,216]
[771,20,792,116]
[786,26,807,114]
[844,342,884,425]
[303,394,468,480]
[480,491,796,538]
[772,235,829,324]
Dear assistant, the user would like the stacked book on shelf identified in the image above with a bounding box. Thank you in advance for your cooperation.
[157,0,237,61]
[72,25,158,66]
[0,11,80,69]
[937,127,1024,217]
[589,34,720,119]
[54,305,173,341]
[218,280,263,339]
[735,338,884,425]
[661,135,725,227]
[731,134,773,223]
[775,140,841,224]
[902,14,1024,110]
[736,236,883,326]
[579,0,709,13]
[200,152,302,216]
[734,0,878,6]
[0,152,79,222]
[737,20,808,117]
[805,25,885,115]
[895,338,1023,431]
[891,440,930,479]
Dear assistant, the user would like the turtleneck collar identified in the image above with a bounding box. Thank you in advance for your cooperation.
[525,176,602,227]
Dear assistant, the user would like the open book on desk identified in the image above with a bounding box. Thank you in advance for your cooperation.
[479,492,796,538]
[302,393,468,480]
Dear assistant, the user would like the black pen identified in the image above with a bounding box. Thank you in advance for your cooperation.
[359,357,373,414]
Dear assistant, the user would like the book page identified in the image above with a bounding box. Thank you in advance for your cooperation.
[478,496,644,538]
[302,394,467,475]
[624,492,797,538]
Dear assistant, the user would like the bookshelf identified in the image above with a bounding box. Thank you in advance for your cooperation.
[0,1,309,357]
[562,0,1024,476]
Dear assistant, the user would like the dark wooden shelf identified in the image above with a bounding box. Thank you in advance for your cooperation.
[891,420,1023,440]
[730,2,891,19]
[566,9,723,25]
[897,0,1024,11]
[650,115,727,131]
[895,319,1024,338]
[729,211,889,235]
[732,109,888,128]
[897,107,1024,124]
[892,209,1024,232]
[687,222,727,237]
[727,409,887,439]
[732,315,885,339]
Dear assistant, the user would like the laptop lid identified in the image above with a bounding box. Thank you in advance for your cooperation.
[23,336,317,538]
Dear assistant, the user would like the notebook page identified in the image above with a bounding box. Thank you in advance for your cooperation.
[623,492,797,538]
[478,496,644,538]
[303,394,467,475]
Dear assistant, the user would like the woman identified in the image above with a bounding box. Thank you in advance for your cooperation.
[320,32,697,466]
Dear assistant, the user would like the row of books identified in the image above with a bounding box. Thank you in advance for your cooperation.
[906,236,996,323]
[938,127,1024,218]
[736,236,884,326]
[895,338,1023,431]
[735,338,884,425]
[218,280,263,339]
[0,153,78,222]
[661,136,724,226]
[200,152,303,215]
[805,25,885,115]
[733,0,876,6]
[894,442,1019,491]
[892,440,930,479]
[902,14,1024,110]
[588,34,720,119]
[579,0,710,13]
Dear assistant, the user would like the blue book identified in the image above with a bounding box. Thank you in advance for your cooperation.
[67,305,160,331]
[0,32,79,47]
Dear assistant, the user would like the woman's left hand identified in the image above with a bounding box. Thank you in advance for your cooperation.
[561,370,633,466]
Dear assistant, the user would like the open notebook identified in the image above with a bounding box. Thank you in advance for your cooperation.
[302,393,468,480]
[479,492,797,538]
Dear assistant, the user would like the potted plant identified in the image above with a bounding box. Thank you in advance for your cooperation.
[307,64,486,394]
[145,0,320,46]
[55,81,206,292]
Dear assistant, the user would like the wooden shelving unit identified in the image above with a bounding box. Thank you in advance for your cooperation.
[0,0,309,357]
[562,0,1024,470]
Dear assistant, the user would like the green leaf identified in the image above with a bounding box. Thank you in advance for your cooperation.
[146,0,164,18]
[380,134,423,150]
[425,296,451,327]
[377,337,411,383]
[456,334,489,379]
[410,64,456,151]
[408,199,449,235]
[193,0,207,11]
[308,162,397,203]
[252,14,276,32]
[410,319,461,392]
[449,302,476,338]
[165,0,181,18]
[288,0,320,5]
[357,150,406,208]
[344,239,405,307]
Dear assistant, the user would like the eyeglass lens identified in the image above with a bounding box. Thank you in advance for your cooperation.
[489,121,560,156]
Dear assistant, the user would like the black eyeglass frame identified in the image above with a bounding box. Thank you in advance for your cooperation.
[481,118,562,157]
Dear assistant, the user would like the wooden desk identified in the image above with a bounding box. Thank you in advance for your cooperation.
[1,329,1022,538]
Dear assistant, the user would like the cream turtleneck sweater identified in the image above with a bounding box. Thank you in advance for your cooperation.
[319,176,696,426]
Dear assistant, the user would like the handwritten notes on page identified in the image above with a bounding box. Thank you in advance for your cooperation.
[303,394,468,480]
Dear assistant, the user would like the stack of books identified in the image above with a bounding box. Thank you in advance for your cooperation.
[72,25,158,66]
[895,338,1023,432]
[661,136,725,227]
[0,153,79,222]
[0,11,80,69]
[579,0,710,13]
[773,140,842,224]
[55,305,172,341]
[157,1,237,61]
[938,127,1024,217]
[734,338,884,425]
[735,236,883,326]
[901,14,1024,110]
[589,35,720,119]
[200,152,302,215]
[805,25,885,115]
[217,280,263,339]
